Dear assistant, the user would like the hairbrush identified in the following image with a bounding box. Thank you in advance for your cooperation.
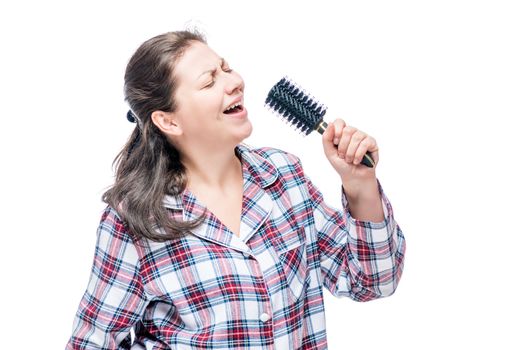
[265,77,375,168]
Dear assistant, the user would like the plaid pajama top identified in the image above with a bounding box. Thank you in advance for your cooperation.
[66,143,406,349]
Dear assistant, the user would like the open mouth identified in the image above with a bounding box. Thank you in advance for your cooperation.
[223,102,244,114]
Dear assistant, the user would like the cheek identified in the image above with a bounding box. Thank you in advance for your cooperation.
[199,91,224,115]
[177,89,224,126]
[183,96,215,117]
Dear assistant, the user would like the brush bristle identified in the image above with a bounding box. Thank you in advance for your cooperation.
[265,77,327,135]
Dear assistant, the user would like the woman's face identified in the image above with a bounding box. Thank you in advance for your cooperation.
[170,41,252,149]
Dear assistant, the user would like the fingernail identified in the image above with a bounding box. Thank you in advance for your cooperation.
[353,159,359,165]
[333,138,339,145]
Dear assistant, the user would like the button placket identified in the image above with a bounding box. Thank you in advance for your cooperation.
[249,255,274,326]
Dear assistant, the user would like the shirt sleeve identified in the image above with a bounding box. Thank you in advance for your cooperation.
[66,207,148,349]
[306,173,406,302]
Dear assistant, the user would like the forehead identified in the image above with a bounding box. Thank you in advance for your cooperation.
[174,41,221,81]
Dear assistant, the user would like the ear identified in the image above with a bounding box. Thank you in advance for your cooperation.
[151,110,182,136]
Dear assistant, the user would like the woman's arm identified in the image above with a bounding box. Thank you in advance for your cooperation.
[66,207,148,349]
[342,178,385,223]
[305,169,406,302]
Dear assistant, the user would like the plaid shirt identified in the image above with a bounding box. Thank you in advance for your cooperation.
[66,143,406,349]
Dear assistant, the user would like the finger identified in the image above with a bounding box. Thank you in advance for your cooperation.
[337,126,358,159]
[332,119,346,145]
[344,131,366,164]
[366,137,380,165]
[353,138,374,165]
[322,122,337,155]
[371,148,379,165]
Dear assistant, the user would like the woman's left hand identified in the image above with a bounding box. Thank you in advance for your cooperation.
[322,119,379,186]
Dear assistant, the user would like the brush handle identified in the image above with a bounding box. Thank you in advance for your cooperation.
[316,121,375,168]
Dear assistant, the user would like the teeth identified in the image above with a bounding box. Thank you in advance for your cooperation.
[225,102,241,112]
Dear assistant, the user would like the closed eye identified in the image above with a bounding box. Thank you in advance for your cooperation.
[203,61,233,88]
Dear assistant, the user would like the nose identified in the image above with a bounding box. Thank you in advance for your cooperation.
[224,71,244,95]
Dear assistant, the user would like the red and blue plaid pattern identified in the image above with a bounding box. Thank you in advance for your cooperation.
[66,143,406,349]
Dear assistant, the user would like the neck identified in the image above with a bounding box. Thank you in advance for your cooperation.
[181,144,243,192]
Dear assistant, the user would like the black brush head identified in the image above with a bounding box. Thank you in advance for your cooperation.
[265,77,327,135]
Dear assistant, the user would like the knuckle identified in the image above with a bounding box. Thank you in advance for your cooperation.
[342,127,354,136]
[354,132,366,141]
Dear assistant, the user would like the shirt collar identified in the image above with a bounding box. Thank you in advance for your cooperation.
[163,142,278,210]
[235,142,279,189]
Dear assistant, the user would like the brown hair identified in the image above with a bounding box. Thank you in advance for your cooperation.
[102,30,208,242]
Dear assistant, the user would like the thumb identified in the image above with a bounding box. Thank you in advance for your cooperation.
[322,122,337,156]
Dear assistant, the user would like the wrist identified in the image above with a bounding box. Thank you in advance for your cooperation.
[342,178,380,202]
[342,179,385,222]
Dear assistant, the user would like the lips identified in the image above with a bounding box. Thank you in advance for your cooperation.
[223,97,243,114]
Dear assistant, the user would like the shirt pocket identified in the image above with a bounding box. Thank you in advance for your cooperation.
[273,226,310,303]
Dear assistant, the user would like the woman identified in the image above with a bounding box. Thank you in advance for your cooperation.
[66,30,406,349]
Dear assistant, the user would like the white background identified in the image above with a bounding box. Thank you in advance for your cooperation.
[1,0,523,349]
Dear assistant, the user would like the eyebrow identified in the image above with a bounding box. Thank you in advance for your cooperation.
[198,58,226,80]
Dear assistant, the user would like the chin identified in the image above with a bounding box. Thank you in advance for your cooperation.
[234,118,253,141]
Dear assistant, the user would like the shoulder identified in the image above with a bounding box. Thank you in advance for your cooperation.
[97,205,141,245]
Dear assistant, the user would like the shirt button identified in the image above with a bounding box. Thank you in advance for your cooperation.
[259,313,271,322]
